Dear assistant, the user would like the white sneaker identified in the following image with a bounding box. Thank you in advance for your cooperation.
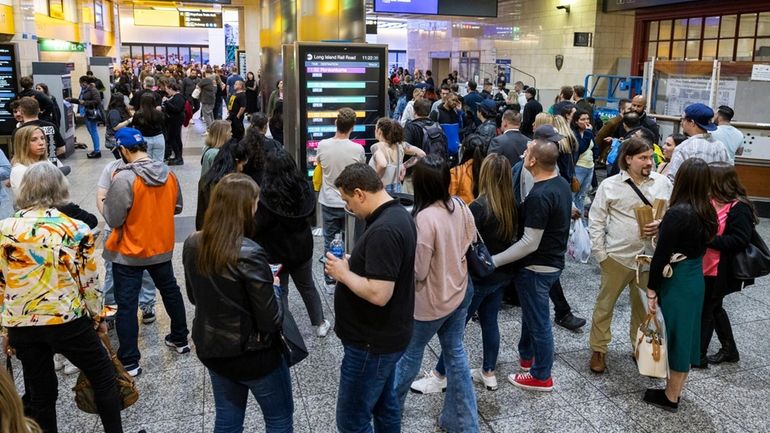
[410,370,447,394]
[54,354,65,371]
[63,361,80,375]
[471,368,498,391]
[316,319,331,338]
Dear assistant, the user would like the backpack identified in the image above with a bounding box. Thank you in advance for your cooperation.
[419,121,449,161]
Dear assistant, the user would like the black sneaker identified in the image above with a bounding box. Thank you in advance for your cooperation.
[164,335,191,354]
[643,388,679,413]
[167,158,184,166]
[86,151,102,159]
[555,313,586,331]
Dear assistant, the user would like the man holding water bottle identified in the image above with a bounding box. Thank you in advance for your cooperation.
[325,163,417,433]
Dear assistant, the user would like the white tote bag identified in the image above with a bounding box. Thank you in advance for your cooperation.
[634,311,669,379]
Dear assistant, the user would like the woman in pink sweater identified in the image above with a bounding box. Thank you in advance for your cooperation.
[393,155,480,433]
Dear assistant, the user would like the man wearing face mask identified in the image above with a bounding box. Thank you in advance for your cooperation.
[102,127,189,378]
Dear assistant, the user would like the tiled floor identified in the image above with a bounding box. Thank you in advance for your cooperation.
[10,120,770,432]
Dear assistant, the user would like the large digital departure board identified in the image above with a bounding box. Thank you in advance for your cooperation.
[298,44,387,176]
[0,44,19,136]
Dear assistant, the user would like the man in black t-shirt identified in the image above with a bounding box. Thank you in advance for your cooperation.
[17,76,55,124]
[325,163,416,433]
[492,125,572,392]
[227,80,247,141]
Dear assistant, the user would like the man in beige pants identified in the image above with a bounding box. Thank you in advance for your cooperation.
[587,137,672,373]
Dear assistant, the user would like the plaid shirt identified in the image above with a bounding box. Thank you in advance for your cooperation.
[667,134,730,181]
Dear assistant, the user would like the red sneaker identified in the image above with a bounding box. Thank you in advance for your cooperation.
[519,358,534,372]
[508,373,553,392]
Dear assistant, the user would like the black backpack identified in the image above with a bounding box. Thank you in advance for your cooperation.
[419,120,449,161]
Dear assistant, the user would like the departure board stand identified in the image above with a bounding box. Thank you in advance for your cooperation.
[0,43,20,156]
[283,42,388,177]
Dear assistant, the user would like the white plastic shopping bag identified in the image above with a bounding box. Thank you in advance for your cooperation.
[567,219,591,263]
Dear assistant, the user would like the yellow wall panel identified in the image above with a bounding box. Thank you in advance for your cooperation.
[0,4,14,35]
[35,13,80,41]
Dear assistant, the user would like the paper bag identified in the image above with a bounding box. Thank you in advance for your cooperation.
[652,198,668,221]
[635,206,654,238]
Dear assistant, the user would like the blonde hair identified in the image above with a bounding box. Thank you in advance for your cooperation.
[205,120,232,149]
[15,162,69,210]
[552,115,577,154]
[532,113,554,130]
[0,369,42,433]
[478,153,516,242]
[11,126,46,166]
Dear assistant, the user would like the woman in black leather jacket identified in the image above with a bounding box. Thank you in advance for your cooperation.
[254,150,330,337]
[183,173,293,433]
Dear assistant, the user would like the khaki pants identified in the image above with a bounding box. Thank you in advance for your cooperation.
[589,257,648,353]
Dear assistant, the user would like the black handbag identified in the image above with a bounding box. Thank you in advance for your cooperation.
[732,228,770,280]
[467,230,496,279]
[456,198,495,278]
[279,308,308,367]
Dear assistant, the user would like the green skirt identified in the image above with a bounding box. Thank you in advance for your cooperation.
[659,257,704,372]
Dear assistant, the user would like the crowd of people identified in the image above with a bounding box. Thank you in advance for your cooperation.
[0,61,760,433]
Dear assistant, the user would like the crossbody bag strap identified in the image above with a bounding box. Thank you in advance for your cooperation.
[624,178,653,207]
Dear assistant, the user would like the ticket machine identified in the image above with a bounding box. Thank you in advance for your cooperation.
[32,62,75,158]
[88,56,114,109]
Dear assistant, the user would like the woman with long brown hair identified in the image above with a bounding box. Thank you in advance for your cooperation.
[183,173,292,433]
[369,117,425,194]
[644,158,717,412]
[700,162,758,366]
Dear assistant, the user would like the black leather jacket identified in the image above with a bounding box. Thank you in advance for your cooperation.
[183,234,281,360]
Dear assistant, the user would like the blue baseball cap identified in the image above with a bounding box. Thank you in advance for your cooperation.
[684,103,717,132]
[533,124,564,144]
[479,99,497,116]
[114,128,145,148]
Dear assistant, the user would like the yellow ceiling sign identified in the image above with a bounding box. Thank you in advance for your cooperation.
[133,8,179,27]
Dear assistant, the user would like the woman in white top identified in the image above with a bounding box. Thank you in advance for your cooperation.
[399,88,425,126]
[10,125,48,197]
[369,118,425,194]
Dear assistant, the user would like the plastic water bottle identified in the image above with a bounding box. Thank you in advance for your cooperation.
[330,233,344,259]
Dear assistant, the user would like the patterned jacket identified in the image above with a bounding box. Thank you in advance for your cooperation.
[0,208,100,327]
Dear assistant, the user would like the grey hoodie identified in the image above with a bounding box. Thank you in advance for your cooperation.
[103,158,183,266]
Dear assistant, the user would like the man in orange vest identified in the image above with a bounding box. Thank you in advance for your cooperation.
[103,127,189,378]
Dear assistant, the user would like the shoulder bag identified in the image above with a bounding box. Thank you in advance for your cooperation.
[73,332,139,413]
[205,274,308,367]
[732,227,770,280]
[457,198,495,278]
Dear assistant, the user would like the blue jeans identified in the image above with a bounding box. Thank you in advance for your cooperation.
[85,119,100,152]
[573,166,594,213]
[321,205,346,253]
[102,228,156,307]
[144,133,165,162]
[336,345,403,433]
[208,361,294,433]
[395,285,479,433]
[515,268,562,381]
[436,276,507,374]
[113,261,189,367]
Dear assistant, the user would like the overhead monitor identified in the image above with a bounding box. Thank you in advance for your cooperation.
[297,43,387,177]
[373,0,498,18]
[0,44,19,136]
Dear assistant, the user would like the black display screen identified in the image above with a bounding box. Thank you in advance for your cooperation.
[298,44,387,176]
[0,44,18,136]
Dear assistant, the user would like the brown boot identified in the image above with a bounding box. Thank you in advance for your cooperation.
[590,351,606,373]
